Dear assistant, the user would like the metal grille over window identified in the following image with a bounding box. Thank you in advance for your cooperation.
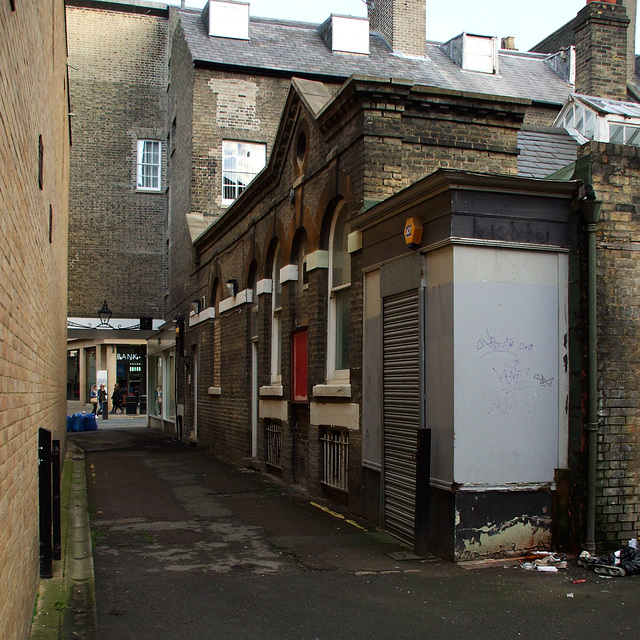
[265,421,282,468]
[137,140,161,191]
[222,140,266,203]
[321,428,349,491]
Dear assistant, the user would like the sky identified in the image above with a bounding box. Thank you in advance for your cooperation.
[167,0,636,53]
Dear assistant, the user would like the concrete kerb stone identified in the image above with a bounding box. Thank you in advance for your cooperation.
[29,442,98,640]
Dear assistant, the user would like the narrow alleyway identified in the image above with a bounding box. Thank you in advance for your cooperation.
[69,426,640,640]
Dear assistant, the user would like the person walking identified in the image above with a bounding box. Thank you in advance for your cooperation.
[97,384,107,416]
[111,384,124,414]
[90,384,98,415]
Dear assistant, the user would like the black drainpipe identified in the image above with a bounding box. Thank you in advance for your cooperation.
[581,197,602,553]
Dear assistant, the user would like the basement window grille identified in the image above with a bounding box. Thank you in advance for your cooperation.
[321,428,349,492]
[265,421,281,468]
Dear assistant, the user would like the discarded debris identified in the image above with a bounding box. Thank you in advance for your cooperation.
[520,553,567,572]
[579,541,640,578]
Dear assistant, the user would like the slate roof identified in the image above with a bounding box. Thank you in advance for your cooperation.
[178,10,573,106]
[517,126,578,178]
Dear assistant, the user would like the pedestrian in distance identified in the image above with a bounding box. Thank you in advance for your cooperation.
[111,384,125,414]
[90,384,98,415]
[97,384,107,415]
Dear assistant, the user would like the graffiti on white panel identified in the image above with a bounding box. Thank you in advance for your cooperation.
[476,329,554,421]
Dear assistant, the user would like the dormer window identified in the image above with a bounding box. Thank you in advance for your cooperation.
[317,15,370,55]
[442,33,498,75]
[466,36,496,74]
[204,0,249,41]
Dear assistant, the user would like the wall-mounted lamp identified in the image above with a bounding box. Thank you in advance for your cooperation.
[191,299,201,314]
[226,279,238,297]
[97,300,113,327]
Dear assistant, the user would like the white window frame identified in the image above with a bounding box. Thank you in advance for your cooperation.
[222,140,266,205]
[327,201,351,382]
[136,140,161,191]
[608,121,640,146]
[463,35,497,74]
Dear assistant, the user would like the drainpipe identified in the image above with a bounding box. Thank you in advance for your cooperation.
[581,197,602,554]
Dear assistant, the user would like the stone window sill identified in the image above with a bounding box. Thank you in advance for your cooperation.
[259,385,283,397]
[312,383,351,398]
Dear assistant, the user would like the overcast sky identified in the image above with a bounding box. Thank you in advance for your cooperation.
[169,0,636,52]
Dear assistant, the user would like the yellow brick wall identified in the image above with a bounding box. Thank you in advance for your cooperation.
[0,1,70,638]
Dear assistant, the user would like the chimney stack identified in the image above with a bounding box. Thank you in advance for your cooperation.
[367,0,426,57]
[501,36,517,50]
[574,1,630,100]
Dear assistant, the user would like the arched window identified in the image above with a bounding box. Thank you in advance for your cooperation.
[270,245,283,384]
[328,201,350,379]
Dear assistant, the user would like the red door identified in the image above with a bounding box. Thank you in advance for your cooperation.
[291,329,308,403]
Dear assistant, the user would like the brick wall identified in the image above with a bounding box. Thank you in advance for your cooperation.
[166,14,292,322]
[360,84,525,202]
[523,105,563,128]
[0,2,70,639]
[177,78,530,512]
[66,3,168,319]
[574,2,629,101]
[166,16,197,318]
[579,142,640,549]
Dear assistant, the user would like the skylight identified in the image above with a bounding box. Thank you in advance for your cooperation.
[555,96,640,147]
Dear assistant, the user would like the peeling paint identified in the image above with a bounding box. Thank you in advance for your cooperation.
[457,514,552,561]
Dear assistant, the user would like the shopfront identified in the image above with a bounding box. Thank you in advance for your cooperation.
[146,322,177,432]
[116,347,146,400]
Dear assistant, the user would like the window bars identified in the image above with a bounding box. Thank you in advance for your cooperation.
[321,428,349,491]
[265,420,282,468]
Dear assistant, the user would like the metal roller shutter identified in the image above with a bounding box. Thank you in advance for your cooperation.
[383,290,422,543]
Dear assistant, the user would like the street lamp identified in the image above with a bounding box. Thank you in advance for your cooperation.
[97,300,112,327]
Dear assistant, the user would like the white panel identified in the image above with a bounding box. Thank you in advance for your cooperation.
[453,246,566,485]
[208,0,249,40]
[188,306,215,327]
[256,278,272,295]
[348,230,363,253]
[306,250,329,271]
[331,16,370,55]
[259,399,288,420]
[310,401,360,430]
[280,264,298,283]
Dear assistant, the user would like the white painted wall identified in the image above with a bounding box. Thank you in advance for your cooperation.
[452,246,568,486]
